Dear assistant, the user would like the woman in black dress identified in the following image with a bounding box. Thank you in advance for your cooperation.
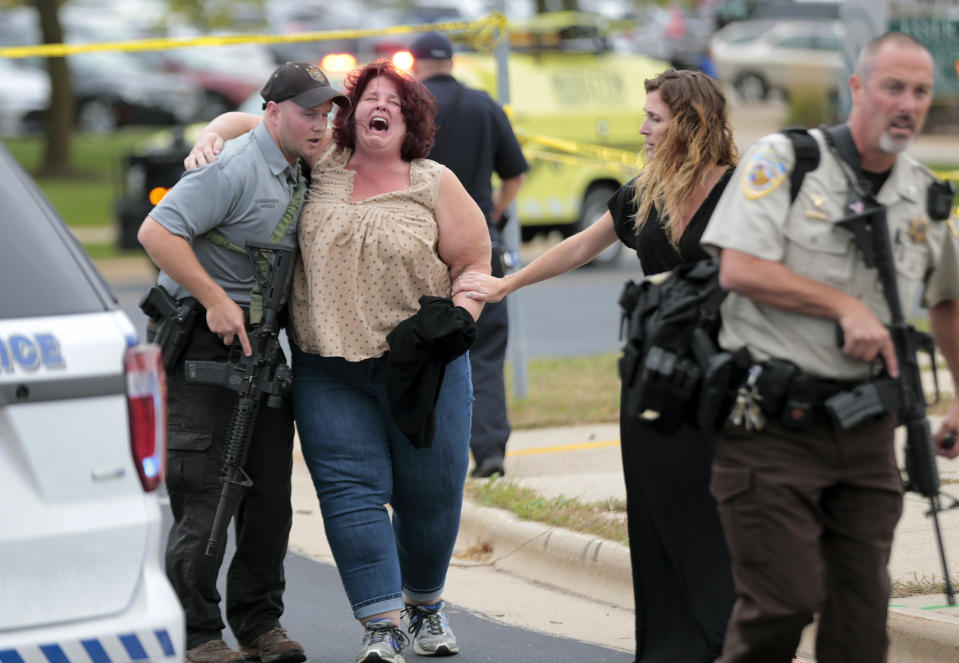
[454,69,739,662]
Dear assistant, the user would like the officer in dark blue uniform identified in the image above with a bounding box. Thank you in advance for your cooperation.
[410,32,529,477]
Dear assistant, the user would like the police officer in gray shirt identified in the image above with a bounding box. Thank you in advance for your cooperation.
[138,62,347,663]
[700,33,959,663]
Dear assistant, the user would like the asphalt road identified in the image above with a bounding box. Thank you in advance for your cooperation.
[158,504,633,663]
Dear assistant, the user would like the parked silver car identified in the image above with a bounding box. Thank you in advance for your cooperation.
[710,19,844,102]
[0,58,49,136]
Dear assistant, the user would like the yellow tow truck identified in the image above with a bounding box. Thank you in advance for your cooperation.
[452,12,667,261]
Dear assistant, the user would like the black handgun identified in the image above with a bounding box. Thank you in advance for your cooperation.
[139,285,199,372]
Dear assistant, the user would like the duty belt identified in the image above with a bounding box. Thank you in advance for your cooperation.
[754,358,900,431]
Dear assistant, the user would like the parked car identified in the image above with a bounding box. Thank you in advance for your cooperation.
[714,0,840,27]
[0,143,184,663]
[66,51,204,133]
[710,18,844,101]
[132,43,277,120]
[616,5,716,70]
[0,57,49,136]
[0,6,202,133]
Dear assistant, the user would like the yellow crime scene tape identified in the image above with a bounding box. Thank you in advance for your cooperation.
[2,10,956,195]
[523,147,642,177]
[0,12,508,59]
[514,127,646,170]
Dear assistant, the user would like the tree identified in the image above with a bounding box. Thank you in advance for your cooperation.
[33,0,73,176]
[21,0,262,175]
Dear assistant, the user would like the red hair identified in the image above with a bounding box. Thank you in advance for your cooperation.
[332,60,437,161]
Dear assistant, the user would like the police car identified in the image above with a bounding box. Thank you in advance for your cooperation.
[0,145,184,663]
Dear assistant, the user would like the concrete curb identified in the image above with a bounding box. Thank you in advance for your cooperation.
[886,608,959,663]
[458,499,959,663]
[457,501,633,609]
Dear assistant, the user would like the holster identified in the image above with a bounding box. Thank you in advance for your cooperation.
[139,285,201,372]
[823,378,900,430]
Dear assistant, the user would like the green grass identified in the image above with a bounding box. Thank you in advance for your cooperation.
[83,243,144,261]
[506,353,620,429]
[464,476,629,546]
[891,573,959,598]
[1,128,155,227]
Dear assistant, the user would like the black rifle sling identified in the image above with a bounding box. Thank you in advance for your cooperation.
[822,124,864,180]
[780,126,821,204]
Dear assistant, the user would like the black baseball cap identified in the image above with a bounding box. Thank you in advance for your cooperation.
[409,32,453,60]
[260,61,349,109]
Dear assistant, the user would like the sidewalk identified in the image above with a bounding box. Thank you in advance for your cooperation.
[464,422,959,663]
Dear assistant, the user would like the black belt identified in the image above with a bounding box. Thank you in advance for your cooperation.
[754,359,899,430]
[789,373,858,404]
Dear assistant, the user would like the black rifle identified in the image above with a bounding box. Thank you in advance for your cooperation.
[186,240,296,558]
[837,206,958,605]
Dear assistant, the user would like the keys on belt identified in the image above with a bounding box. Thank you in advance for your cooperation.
[728,358,898,433]
[730,365,766,431]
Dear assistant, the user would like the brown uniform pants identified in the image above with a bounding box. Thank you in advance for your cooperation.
[710,411,902,663]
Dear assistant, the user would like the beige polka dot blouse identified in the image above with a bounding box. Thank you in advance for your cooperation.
[288,144,452,361]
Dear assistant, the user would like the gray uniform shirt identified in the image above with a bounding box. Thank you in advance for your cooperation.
[150,122,303,304]
[701,128,959,381]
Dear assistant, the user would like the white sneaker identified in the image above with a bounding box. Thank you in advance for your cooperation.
[355,620,409,663]
[403,601,459,656]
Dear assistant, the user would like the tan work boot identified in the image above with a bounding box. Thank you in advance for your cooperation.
[185,639,247,663]
[239,627,305,663]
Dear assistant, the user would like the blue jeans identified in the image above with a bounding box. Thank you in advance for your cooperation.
[291,346,472,619]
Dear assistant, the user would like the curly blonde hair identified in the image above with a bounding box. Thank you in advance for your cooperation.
[632,69,737,244]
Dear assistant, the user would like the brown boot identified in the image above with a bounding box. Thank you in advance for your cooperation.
[185,639,247,663]
[239,627,305,663]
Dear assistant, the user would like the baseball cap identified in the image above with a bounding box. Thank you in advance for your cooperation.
[260,61,349,109]
[409,32,453,60]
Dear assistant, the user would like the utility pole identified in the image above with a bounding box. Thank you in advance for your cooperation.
[493,0,528,399]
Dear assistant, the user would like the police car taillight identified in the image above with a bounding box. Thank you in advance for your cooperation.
[125,344,167,492]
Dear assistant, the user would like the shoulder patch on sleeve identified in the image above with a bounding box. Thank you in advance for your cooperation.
[741,149,787,201]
